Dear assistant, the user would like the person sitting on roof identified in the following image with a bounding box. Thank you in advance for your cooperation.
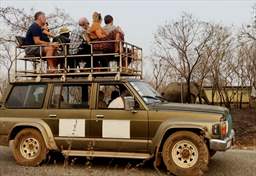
[88,12,124,53]
[103,15,124,36]
[53,26,71,55]
[52,26,71,68]
[69,17,91,55]
[42,22,55,42]
[24,11,59,72]
[103,14,133,67]
[69,17,91,69]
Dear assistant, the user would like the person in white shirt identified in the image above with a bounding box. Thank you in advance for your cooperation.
[108,96,124,109]
[108,88,129,109]
[103,15,124,35]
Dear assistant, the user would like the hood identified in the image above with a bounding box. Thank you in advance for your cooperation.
[149,102,228,115]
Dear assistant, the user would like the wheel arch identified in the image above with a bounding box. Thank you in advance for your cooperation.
[8,123,58,151]
[158,127,206,153]
[152,123,209,155]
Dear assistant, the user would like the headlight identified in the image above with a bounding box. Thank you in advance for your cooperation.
[212,120,228,138]
[212,124,220,135]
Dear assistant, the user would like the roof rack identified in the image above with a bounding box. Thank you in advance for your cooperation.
[11,40,143,83]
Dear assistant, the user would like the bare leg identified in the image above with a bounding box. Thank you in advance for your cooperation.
[115,32,123,53]
[44,46,57,72]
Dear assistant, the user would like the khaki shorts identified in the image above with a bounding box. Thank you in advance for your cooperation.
[25,46,45,56]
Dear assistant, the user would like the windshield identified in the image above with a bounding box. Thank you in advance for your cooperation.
[130,81,162,104]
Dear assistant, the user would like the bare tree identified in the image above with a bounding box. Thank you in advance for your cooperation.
[0,43,16,81]
[194,24,233,104]
[237,4,256,108]
[240,4,256,82]
[0,6,74,84]
[0,7,74,39]
[152,13,224,103]
[149,56,171,91]
[204,25,234,107]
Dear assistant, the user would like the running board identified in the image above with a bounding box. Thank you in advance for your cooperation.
[62,150,151,159]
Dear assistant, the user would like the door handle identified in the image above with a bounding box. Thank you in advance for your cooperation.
[96,114,104,118]
[131,110,138,113]
[49,114,57,118]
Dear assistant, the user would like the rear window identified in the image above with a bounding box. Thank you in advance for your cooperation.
[6,84,47,108]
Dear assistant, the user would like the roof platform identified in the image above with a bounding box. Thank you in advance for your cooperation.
[11,40,143,83]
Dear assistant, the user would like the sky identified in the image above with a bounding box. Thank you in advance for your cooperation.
[1,0,255,55]
[1,0,255,77]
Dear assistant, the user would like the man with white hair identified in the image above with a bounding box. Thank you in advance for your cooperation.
[68,17,91,70]
[69,17,90,55]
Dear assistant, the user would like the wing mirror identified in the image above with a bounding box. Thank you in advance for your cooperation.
[124,96,135,111]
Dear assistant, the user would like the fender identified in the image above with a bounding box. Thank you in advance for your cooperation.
[151,120,209,153]
[8,120,58,150]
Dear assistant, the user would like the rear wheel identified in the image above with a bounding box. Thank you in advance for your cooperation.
[11,128,48,166]
[162,131,209,176]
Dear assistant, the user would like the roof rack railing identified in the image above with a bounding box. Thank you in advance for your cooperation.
[11,40,143,82]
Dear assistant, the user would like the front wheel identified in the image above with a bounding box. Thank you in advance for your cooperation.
[162,131,209,176]
[11,128,48,166]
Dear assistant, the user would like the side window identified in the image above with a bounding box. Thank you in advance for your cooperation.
[97,84,133,109]
[50,85,62,108]
[49,84,91,109]
[6,84,47,108]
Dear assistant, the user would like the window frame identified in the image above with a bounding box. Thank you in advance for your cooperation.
[96,82,143,110]
[48,83,92,109]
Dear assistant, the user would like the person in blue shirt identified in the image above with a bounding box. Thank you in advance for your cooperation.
[24,11,59,72]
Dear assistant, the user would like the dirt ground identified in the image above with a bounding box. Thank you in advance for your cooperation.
[231,109,256,149]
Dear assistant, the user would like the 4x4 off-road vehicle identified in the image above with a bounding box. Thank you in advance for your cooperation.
[0,40,234,176]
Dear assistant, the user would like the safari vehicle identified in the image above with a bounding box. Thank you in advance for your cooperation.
[0,40,234,176]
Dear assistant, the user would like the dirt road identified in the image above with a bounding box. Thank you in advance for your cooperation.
[0,146,255,176]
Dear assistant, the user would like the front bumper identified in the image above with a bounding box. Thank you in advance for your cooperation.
[209,129,235,151]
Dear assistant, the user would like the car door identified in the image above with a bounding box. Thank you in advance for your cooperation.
[45,83,92,150]
[90,82,148,153]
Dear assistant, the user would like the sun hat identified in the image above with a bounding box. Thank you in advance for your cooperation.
[59,26,70,35]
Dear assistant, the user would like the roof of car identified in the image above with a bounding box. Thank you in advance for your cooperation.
[10,77,142,84]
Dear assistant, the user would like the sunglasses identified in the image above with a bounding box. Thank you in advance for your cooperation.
[80,22,89,26]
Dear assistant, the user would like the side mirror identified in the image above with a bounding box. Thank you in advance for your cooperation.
[124,96,135,111]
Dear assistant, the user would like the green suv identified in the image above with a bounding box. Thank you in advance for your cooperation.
[0,77,234,176]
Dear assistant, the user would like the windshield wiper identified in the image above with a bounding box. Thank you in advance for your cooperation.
[155,96,168,102]
[142,95,159,100]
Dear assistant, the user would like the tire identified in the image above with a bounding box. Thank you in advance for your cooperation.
[162,131,209,176]
[11,128,48,166]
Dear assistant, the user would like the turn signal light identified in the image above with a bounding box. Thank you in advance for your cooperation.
[221,121,228,138]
